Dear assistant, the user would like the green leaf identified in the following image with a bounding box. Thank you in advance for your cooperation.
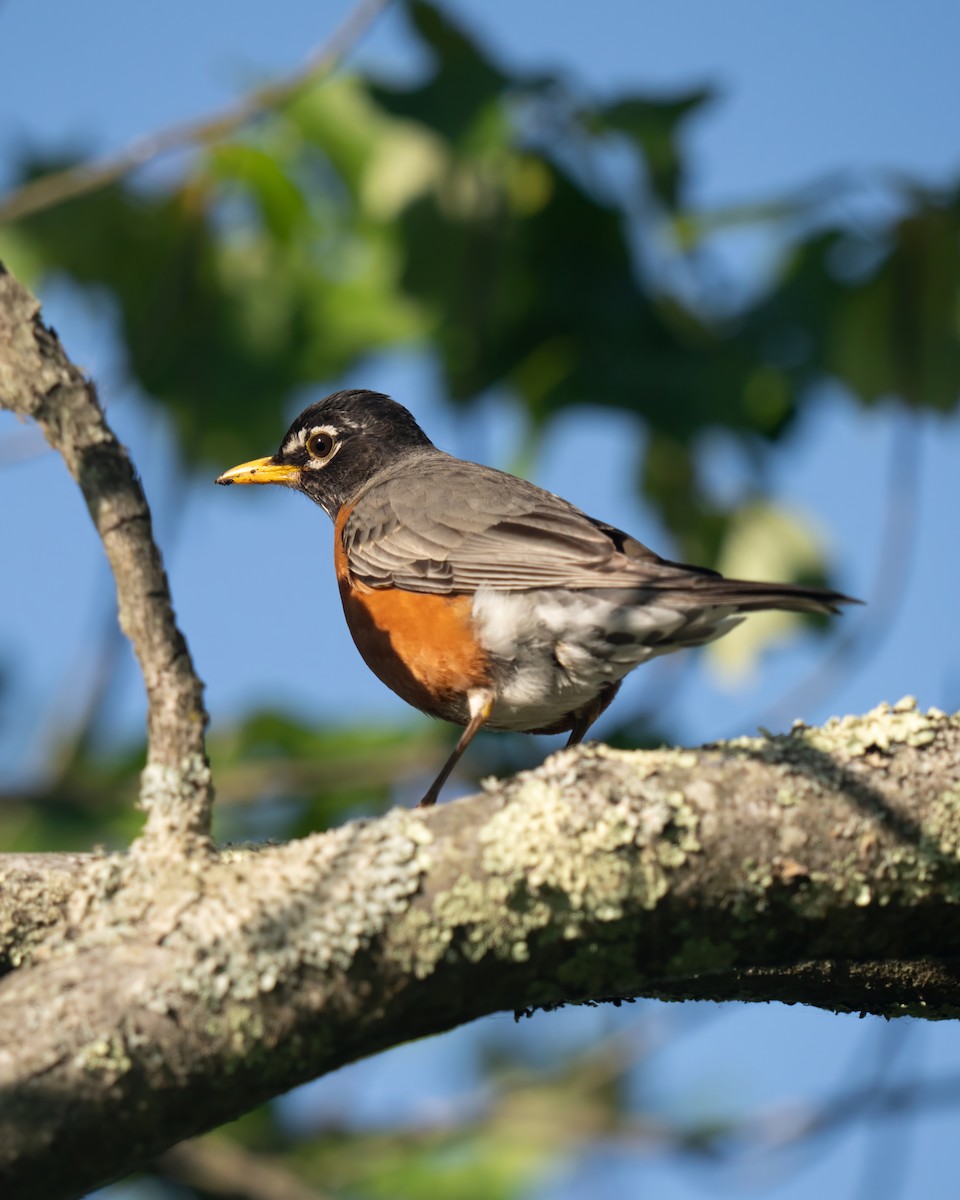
[371,0,509,144]
[285,75,398,200]
[583,86,716,209]
[743,187,960,413]
[830,203,960,411]
[207,143,310,242]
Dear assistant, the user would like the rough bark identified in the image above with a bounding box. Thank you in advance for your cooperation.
[1,702,959,1198]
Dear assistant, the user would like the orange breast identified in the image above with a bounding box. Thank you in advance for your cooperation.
[334,505,491,724]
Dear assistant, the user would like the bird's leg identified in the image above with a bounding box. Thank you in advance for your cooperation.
[564,682,622,748]
[564,700,601,748]
[418,689,495,807]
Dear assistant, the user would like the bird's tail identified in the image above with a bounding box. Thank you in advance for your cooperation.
[656,570,861,616]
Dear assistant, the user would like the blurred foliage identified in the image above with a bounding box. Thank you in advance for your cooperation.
[2,0,956,555]
[3,2,959,1197]
[1,0,958,844]
[140,1019,665,1200]
[0,711,452,851]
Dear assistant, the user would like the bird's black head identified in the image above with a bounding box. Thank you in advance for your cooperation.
[215,389,435,517]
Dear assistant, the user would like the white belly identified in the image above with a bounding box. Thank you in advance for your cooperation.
[470,586,741,732]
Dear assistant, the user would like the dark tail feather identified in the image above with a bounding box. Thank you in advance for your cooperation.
[680,575,862,616]
[645,553,861,614]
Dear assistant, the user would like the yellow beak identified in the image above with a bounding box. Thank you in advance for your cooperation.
[215,456,300,486]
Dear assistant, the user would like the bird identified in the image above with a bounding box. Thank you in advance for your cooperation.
[216,389,858,806]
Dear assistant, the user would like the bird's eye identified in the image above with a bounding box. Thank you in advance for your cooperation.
[306,430,336,460]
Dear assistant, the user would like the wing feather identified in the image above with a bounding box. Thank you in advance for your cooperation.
[341,455,855,615]
[343,458,646,593]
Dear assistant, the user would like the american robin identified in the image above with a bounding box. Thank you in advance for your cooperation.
[217,389,857,806]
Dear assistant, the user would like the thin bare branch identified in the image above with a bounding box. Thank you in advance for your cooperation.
[0,0,394,224]
[158,1137,334,1200]
[0,264,212,852]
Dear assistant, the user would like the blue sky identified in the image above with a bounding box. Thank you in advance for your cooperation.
[2,2,960,1197]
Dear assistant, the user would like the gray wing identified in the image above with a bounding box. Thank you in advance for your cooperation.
[342,456,690,594]
[342,455,856,615]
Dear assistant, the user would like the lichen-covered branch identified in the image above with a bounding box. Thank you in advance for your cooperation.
[0,264,212,851]
[1,700,959,1199]
[0,854,96,971]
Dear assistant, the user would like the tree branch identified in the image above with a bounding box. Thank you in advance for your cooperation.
[0,264,212,851]
[0,0,394,223]
[0,854,95,971]
[1,701,958,1198]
